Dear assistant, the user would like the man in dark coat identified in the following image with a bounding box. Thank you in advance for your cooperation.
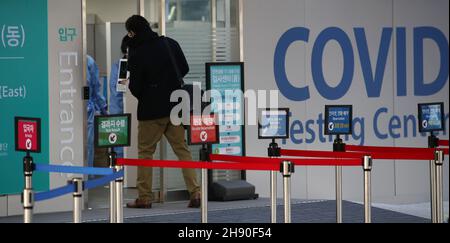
[125,15,200,209]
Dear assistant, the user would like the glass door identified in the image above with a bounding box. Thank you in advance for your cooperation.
[161,0,242,200]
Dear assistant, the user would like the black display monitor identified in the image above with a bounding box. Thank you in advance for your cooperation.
[418,102,445,133]
[324,105,353,135]
[258,108,290,139]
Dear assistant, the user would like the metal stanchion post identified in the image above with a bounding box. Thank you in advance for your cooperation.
[428,134,439,223]
[200,145,209,223]
[109,149,117,223]
[22,152,34,223]
[333,136,345,223]
[336,166,342,223]
[430,159,437,223]
[434,150,444,223]
[268,139,280,223]
[363,155,372,223]
[270,171,277,223]
[72,178,83,223]
[115,165,124,223]
[201,168,208,223]
[280,160,294,223]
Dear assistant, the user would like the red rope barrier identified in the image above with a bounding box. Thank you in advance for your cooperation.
[210,154,278,164]
[210,154,362,166]
[280,147,434,161]
[441,148,449,155]
[368,151,435,160]
[280,149,364,159]
[117,158,278,171]
[439,140,449,147]
[291,158,362,166]
[346,145,434,154]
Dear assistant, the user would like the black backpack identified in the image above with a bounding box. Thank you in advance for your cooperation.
[163,36,209,114]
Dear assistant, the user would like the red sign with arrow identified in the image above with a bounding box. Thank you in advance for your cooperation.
[15,117,41,153]
[189,114,219,145]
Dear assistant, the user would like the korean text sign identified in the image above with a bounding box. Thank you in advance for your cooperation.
[258,109,290,139]
[207,63,245,156]
[15,117,41,153]
[189,114,219,145]
[95,114,131,148]
[325,105,353,135]
[418,103,444,133]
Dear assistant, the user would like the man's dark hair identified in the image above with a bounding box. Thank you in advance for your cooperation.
[121,35,130,54]
[125,15,152,35]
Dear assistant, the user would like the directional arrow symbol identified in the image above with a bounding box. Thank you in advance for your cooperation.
[200,131,208,142]
[26,139,32,150]
[422,120,428,129]
[109,133,118,144]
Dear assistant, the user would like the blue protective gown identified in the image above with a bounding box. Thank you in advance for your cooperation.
[108,59,125,158]
[87,55,108,167]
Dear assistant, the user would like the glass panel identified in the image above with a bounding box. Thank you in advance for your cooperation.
[144,0,161,29]
[86,0,141,208]
[143,0,162,191]
[163,0,242,190]
[167,0,211,22]
[164,0,212,191]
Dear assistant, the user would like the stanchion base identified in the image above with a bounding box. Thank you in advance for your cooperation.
[209,180,258,201]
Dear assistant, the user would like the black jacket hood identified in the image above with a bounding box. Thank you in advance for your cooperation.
[128,29,159,49]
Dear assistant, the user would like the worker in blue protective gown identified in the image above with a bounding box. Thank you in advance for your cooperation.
[108,35,130,159]
[87,55,108,168]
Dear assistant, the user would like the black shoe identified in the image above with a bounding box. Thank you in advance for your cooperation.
[188,192,201,208]
[126,199,152,209]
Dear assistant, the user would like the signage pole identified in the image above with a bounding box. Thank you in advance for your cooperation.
[16,117,41,223]
[109,147,117,223]
[258,109,290,223]
[280,160,294,223]
[418,103,445,223]
[363,155,372,223]
[428,133,438,223]
[268,138,280,223]
[434,150,444,223]
[200,144,209,223]
[189,114,219,223]
[333,135,345,224]
[115,162,124,223]
[23,151,34,223]
[95,114,132,223]
[324,105,352,224]
[72,178,83,223]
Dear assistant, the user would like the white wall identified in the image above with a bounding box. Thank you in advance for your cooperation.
[0,196,6,217]
[243,0,449,203]
[87,0,138,23]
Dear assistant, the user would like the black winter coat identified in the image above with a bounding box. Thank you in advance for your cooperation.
[127,30,189,121]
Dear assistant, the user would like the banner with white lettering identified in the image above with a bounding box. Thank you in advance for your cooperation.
[47,0,84,212]
[0,0,49,194]
[0,0,83,199]
[244,0,449,201]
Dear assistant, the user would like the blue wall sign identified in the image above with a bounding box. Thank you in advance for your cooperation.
[0,0,49,194]
[418,103,444,133]
[258,109,290,139]
[324,105,353,135]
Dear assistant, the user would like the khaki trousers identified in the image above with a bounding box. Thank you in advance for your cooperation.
[137,117,200,202]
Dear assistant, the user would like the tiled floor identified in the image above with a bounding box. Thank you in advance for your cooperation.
[0,198,433,223]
